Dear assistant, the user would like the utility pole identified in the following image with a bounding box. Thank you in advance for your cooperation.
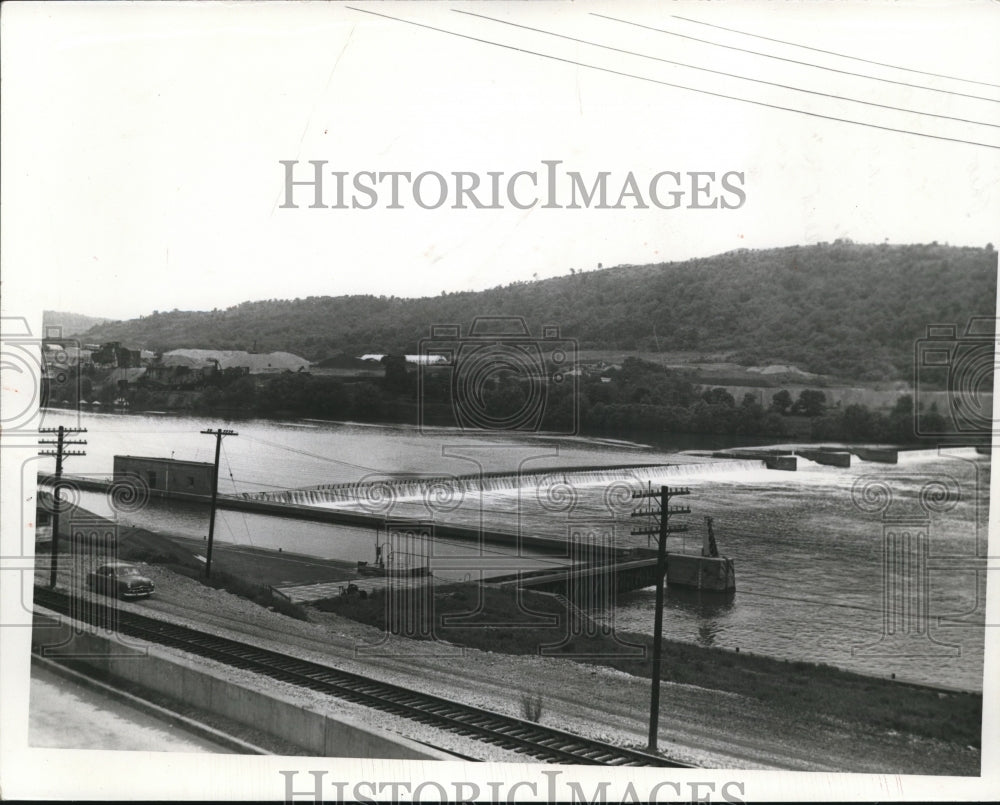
[38,426,88,588]
[200,428,238,578]
[631,482,690,752]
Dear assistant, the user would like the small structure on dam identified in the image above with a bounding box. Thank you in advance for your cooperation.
[711,450,797,471]
[631,486,736,594]
[656,516,735,593]
[674,516,736,592]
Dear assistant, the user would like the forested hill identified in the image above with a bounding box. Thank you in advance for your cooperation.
[43,311,111,336]
[74,242,996,380]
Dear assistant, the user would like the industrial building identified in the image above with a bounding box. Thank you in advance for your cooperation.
[113,455,215,496]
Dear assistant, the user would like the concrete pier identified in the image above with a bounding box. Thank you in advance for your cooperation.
[665,553,736,592]
[795,449,852,468]
[851,447,899,464]
[498,551,735,595]
[712,451,797,471]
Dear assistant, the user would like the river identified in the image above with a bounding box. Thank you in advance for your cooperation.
[35,409,989,692]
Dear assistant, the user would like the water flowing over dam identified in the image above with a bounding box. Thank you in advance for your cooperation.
[244,459,771,509]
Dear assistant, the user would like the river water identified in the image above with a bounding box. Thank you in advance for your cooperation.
[36,410,990,691]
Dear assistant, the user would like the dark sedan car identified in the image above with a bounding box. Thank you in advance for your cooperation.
[86,562,155,599]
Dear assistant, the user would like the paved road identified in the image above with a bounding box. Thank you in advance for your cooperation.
[29,662,232,753]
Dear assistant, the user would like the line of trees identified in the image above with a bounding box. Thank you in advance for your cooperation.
[148,357,930,442]
[45,354,940,444]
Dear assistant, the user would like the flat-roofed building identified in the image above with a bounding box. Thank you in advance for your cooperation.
[114,455,215,496]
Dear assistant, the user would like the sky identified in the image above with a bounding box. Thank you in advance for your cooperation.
[2,0,999,321]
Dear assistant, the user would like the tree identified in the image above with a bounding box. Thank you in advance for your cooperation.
[886,394,916,442]
[770,389,792,414]
[381,354,410,393]
[792,389,826,417]
[918,401,948,438]
[702,387,736,407]
[841,403,875,440]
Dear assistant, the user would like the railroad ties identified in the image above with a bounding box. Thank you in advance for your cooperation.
[33,586,691,767]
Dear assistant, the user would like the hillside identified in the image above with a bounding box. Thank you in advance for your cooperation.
[72,242,997,380]
[42,310,112,337]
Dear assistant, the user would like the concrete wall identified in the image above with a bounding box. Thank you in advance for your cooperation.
[32,610,452,760]
[764,455,798,471]
[666,554,736,592]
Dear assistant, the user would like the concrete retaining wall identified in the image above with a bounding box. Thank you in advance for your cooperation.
[32,610,452,760]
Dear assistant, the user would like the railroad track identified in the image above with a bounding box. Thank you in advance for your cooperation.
[34,587,691,767]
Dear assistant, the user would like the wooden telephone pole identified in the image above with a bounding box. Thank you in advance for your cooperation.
[200,428,238,579]
[631,482,690,752]
[38,426,87,587]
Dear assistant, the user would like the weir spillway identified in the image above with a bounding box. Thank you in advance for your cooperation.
[39,460,766,561]
[241,459,771,509]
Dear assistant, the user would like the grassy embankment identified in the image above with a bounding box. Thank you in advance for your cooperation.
[313,582,982,749]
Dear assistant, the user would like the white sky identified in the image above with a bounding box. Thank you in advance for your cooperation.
[2,0,999,321]
[2,4,1000,801]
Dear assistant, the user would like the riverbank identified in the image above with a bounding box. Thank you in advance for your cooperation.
[313,581,981,750]
[38,509,983,762]
[33,545,982,773]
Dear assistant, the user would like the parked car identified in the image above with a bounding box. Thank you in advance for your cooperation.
[86,561,155,599]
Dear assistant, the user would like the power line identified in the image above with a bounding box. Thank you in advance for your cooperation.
[671,14,1000,91]
[247,435,387,474]
[222,440,256,549]
[455,9,1000,130]
[591,13,1000,105]
[344,6,1000,151]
